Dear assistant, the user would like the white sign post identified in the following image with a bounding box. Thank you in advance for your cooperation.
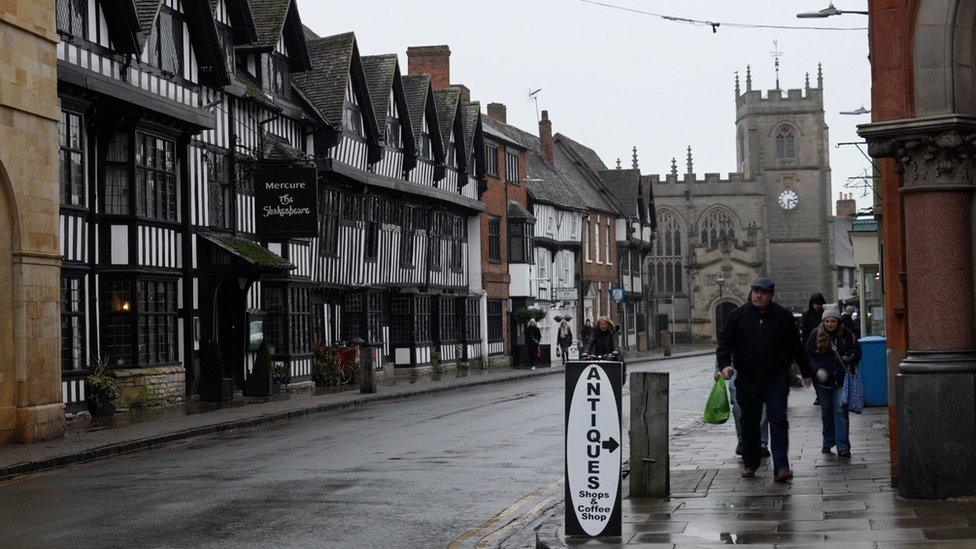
[565,360,623,538]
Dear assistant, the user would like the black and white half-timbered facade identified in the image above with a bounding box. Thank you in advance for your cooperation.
[293,32,488,369]
[55,0,488,411]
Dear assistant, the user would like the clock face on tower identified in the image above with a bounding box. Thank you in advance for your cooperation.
[778,189,799,210]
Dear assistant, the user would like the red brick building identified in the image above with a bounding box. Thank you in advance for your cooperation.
[858,0,976,498]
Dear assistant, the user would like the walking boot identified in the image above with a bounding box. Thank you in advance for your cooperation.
[741,468,756,478]
[774,468,794,483]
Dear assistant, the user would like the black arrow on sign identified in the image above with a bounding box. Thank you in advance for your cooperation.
[601,437,619,453]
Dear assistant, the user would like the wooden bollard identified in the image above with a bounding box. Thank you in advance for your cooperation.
[629,371,669,497]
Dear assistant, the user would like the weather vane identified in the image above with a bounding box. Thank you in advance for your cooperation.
[770,39,784,90]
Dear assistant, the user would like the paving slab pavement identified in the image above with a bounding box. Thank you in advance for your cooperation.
[536,395,976,548]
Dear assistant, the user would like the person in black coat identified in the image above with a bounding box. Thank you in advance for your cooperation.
[524,319,542,368]
[580,319,594,351]
[800,293,826,345]
[717,278,813,482]
[556,320,574,365]
[585,316,625,383]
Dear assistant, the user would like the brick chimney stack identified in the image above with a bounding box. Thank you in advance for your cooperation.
[487,102,507,124]
[453,84,471,104]
[539,110,554,164]
[406,45,451,89]
[836,192,857,217]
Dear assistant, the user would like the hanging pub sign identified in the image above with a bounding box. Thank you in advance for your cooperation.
[565,359,623,538]
[254,167,318,238]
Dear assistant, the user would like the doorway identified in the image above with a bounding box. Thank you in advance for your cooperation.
[214,278,247,386]
[714,301,737,339]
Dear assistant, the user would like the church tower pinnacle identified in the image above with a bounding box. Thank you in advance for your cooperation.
[686,146,694,175]
[632,147,639,170]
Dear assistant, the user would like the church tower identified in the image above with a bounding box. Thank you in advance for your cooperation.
[734,63,834,308]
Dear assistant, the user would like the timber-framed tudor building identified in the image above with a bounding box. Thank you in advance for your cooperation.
[46,0,656,417]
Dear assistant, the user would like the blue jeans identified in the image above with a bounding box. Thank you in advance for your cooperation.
[728,371,768,448]
[814,384,850,453]
[736,374,790,472]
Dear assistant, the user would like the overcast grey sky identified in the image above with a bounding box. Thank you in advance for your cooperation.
[298,0,873,214]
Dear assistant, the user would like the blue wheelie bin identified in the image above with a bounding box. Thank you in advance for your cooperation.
[858,336,888,406]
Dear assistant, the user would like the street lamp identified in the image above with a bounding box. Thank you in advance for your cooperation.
[716,275,726,300]
[797,3,868,18]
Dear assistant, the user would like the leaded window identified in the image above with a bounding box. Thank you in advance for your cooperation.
[414,295,431,344]
[104,132,129,215]
[366,292,383,344]
[505,151,520,184]
[218,24,235,71]
[775,127,796,159]
[137,279,178,365]
[103,280,133,366]
[59,111,85,207]
[438,297,457,342]
[487,299,503,343]
[318,189,340,256]
[61,274,86,371]
[428,212,442,271]
[387,117,401,149]
[56,0,88,39]
[485,144,499,176]
[208,151,232,229]
[449,216,464,271]
[651,208,684,294]
[342,292,364,341]
[698,206,739,247]
[488,216,501,262]
[146,8,184,76]
[343,99,363,137]
[509,221,534,263]
[364,196,380,261]
[289,287,310,354]
[135,133,178,222]
[464,297,480,341]
[400,206,416,267]
[263,287,285,352]
[391,297,412,345]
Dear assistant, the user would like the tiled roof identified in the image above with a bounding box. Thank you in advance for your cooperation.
[262,132,308,162]
[460,101,481,161]
[133,0,162,32]
[401,74,432,149]
[433,88,461,155]
[292,32,356,126]
[508,200,534,220]
[246,0,291,49]
[361,54,398,141]
[598,169,642,217]
[302,24,319,42]
[556,133,609,173]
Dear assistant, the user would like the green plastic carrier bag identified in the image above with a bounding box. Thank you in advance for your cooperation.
[703,377,731,425]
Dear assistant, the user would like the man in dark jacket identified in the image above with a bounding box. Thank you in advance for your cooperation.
[717,278,813,482]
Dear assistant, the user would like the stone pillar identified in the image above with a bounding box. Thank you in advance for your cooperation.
[861,116,976,498]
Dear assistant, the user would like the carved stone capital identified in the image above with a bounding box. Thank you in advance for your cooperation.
[858,115,976,189]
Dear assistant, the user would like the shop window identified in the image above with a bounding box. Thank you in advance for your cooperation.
[438,297,457,342]
[342,292,364,341]
[61,274,86,371]
[391,297,412,345]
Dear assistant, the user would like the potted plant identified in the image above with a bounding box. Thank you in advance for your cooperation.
[200,343,234,402]
[271,360,290,394]
[245,339,274,397]
[86,357,118,417]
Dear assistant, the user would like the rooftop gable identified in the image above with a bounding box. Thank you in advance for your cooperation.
[243,0,312,71]
[401,74,445,163]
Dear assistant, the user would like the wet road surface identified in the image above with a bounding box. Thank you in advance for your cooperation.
[0,355,714,548]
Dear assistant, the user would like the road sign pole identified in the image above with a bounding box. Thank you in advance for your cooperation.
[565,359,623,538]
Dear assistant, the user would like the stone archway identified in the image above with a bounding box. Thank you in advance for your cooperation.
[0,160,19,442]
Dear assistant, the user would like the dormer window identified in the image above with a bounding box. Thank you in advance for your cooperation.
[262,53,290,100]
[420,123,432,160]
[447,137,456,167]
[56,0,88,39]
[145,7,184,76]
[387,117,401,149]
[343,101,363,136]
[217,24,235,72]
[775,127,796,159]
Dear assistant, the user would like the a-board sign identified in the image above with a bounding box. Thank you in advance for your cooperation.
[565,360,622,538]
[254,167,318,238]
